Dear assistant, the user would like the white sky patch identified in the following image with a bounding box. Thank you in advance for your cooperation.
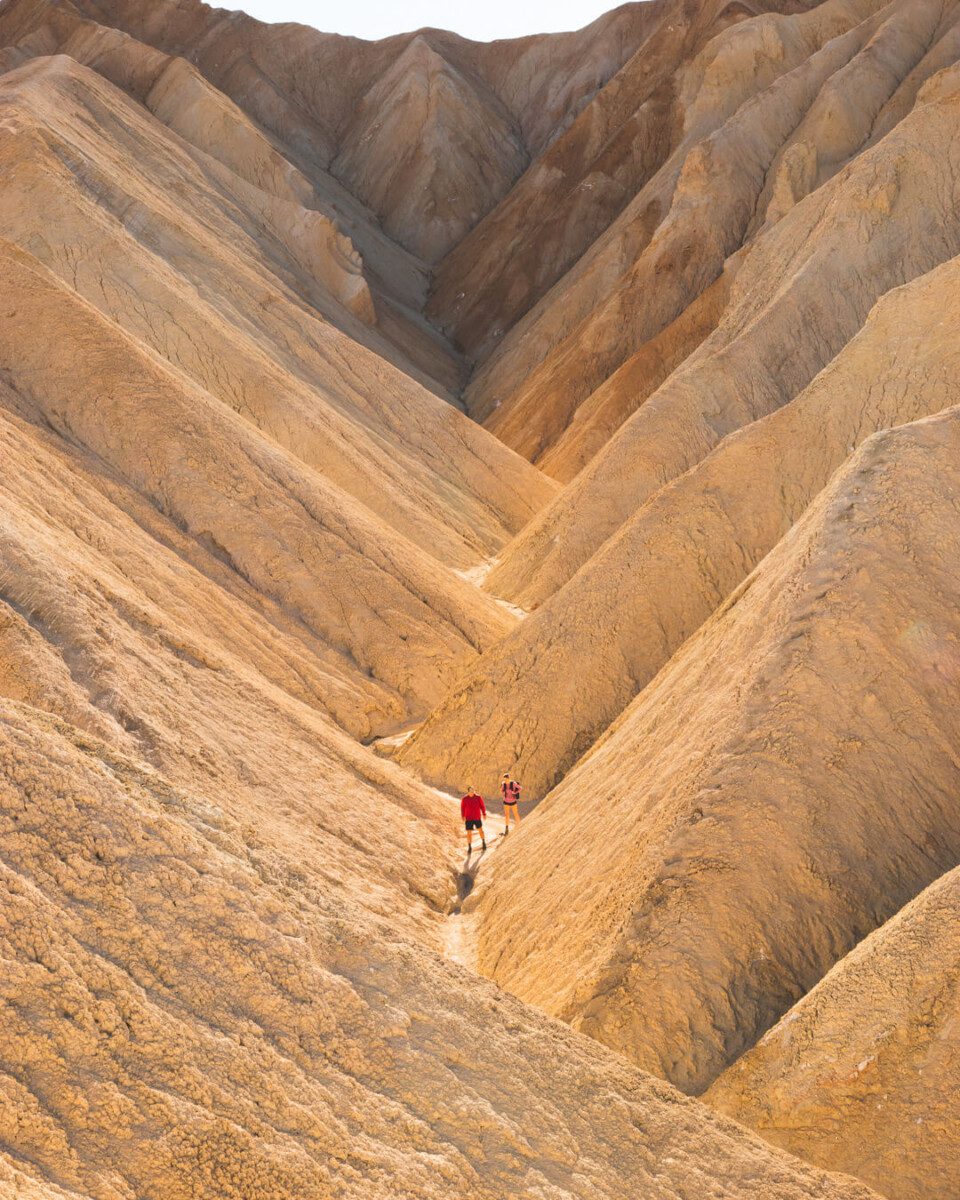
[216,0,623,42]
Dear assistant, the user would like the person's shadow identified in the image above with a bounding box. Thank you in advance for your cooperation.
[456,844,487,901]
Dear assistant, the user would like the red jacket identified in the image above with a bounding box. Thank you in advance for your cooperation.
[460,793,486,821]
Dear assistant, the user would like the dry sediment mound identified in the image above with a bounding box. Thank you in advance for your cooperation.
[473,407,960,1096]
[399,250,960,798]
[0,0,462,391]
[38,0,655,267]
[1,0,960,1195]
[0,250,881,1196]
[486,3,960,607]
[428,0,831,366]
[0,234,512,738]
[330,35,528,263]
[0,367,464,929]
[0,699,884,1200]
[707,865,960,1200]
[0,46,566,741]
[0,51,557,568]
[461,0,895,428]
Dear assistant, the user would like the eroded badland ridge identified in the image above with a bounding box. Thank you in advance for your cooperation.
[0,0,958,1196]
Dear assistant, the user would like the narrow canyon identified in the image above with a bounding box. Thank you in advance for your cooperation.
[0,0,958,1197]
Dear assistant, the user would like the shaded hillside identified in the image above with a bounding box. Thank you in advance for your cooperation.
[52,0,656,260]
[486,0,960,606]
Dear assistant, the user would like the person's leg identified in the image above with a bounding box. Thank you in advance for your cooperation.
[513,803,521,826]
[502,804,510,833]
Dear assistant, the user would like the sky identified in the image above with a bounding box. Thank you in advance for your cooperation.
[217,1,621,42]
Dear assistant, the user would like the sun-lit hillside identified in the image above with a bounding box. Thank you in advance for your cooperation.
[1,0,959,1196]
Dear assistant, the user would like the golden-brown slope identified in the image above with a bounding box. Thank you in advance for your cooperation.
[706,865,960,1200]
[0,0,470,392]
[400,251,960,798]
[0,53,558,570]
[0,236,515,738]
[464,0,890,430]
[472,406,960,1097]
[0,2,955,1195]
[0,369,461,927]
[54,0,655,267]
[428,0,824,365]
[330,35,527,263]
[488,36,960,606]
[0,305,889,1191]
[0,697,884,1200]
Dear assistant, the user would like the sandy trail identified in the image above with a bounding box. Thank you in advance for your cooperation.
[434,784,508,969]
[454,557,529,620]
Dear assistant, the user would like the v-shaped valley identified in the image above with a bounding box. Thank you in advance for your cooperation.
[0,1,959,1197]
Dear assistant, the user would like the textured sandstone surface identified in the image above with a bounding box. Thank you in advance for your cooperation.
[0,696,886,1199]
[707,865,960,1200]
[39,0,655,267]
[429,0,831,365]
[1,0,960,1196]
[0,365,462,930]
[487,1,960,606]
[0,232,515,737]
[401,249,960,797]
[473,408,960,1095]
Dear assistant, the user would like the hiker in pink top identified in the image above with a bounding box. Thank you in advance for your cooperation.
[500,772,521,834]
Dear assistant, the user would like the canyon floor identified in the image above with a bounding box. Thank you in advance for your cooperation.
[0,0,959,1197]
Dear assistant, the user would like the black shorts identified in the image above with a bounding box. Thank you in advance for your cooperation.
[503,800,518,806]
[464,818,483,831]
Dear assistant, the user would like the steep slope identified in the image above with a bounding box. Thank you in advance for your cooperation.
[472,406,960,1096]
[488,36,960,605]
[0,0,470,393]
[0,698,884,1200]
[428,0,824,364]
[0,0,675,397]
[331,35,527,263]
[0,233,516,739]
[462,0,889,426]
[2,1,960,1197]
[0,51,560,573]
[400,251,960,797]
[0,366,463,927]
[707,865,960,1200]
[51,0,654,270]
[537,272,730,483]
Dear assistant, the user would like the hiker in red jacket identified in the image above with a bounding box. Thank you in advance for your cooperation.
[500,772,521,834]
[460,786,486,854]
